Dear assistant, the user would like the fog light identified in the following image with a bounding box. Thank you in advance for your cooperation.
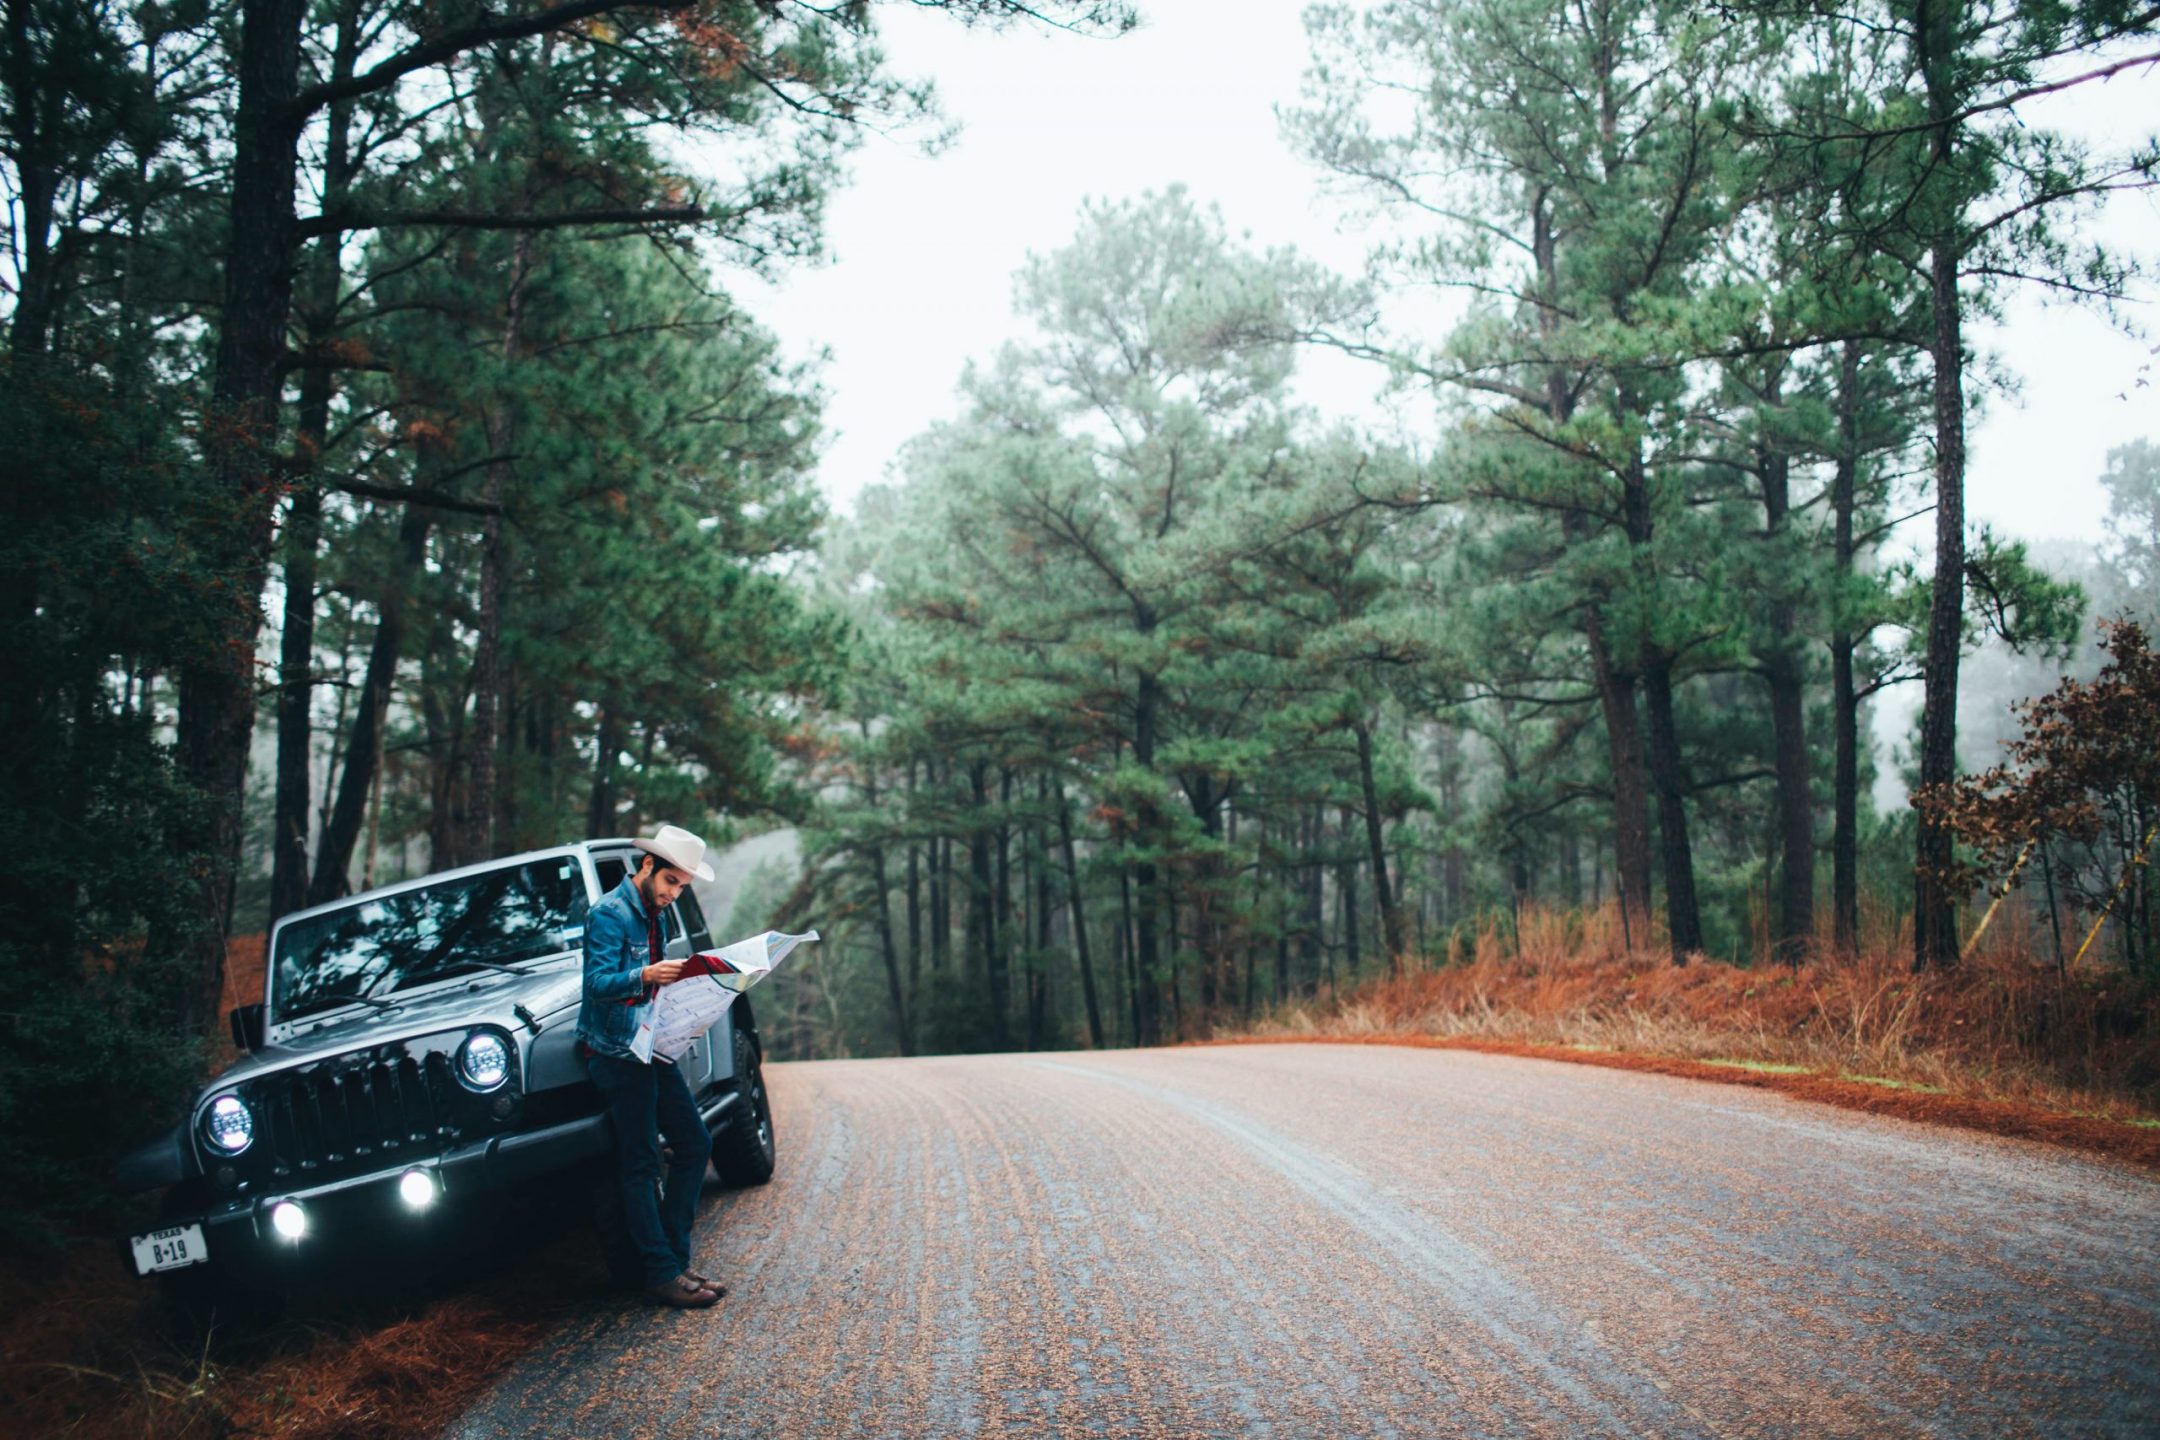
[398,1168,437,1210]
[270,1200,307,1241]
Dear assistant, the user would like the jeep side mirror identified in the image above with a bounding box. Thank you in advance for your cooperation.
[229,1003,265,1053]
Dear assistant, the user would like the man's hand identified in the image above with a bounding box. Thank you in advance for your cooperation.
[642,959,687,987]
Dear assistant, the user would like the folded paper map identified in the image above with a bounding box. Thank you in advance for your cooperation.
[646,929,819,1063]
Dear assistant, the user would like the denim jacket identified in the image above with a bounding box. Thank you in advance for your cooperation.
[578,877,666,1059]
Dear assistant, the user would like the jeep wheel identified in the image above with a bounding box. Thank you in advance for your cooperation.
[709,1025,775,1188]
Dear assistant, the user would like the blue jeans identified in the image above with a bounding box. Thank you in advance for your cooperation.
[586,1050,711,1289]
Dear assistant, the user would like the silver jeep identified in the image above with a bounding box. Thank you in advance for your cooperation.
[114,839,776,1324]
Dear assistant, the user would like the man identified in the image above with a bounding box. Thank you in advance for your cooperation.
[580,824,722,1309]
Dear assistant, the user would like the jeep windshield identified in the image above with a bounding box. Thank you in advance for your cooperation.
[273,856,589,1023]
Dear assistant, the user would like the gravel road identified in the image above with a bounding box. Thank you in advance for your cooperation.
[450,1043,2160,1438]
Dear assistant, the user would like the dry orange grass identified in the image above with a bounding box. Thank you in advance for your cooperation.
[1248,903,2160,1123]
[0,1237,594,1440]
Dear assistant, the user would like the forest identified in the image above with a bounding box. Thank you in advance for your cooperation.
[3,0,2157,1241]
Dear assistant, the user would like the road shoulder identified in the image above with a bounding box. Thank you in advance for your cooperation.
[1197,1033,2160,1172]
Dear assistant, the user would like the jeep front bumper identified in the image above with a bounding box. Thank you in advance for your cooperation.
[127,1111,614,1281]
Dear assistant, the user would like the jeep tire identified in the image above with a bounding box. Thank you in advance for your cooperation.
[709,1024,776,1188]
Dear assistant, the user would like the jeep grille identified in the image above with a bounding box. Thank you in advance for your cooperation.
[227,1032,519,1187]
[261,1052,457,1174]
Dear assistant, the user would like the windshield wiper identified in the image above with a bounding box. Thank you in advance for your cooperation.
[384,956,529,992]
[289,991,402,1023]
[296,956,515,1019]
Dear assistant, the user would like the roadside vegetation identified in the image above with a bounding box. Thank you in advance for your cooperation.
[0,1215,597,1440]
[1237,622,2160,1149]
[1245,905,2160,1152]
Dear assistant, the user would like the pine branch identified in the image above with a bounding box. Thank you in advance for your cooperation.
[1747,42,2160,145]
[285,0,699,123]
[295,203,706,239]
[330,476,505,516]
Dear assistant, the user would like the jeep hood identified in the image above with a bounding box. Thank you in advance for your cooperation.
[207,965,585,1091]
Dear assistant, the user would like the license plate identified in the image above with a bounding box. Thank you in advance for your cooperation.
[130,1223,208,1274]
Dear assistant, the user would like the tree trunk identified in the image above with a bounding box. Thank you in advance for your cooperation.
[1189,775,1220,1014]
[169,0,309,1033]
[270,478,323,925]
[965,765,988,985]
[1611,420,1700,963]
[463,232,536,862]
[1353,719,1406,975]
[313,598,355,843]
[1056,783,1106,1048]
[1164,882,1182,1035]
[1641,653,1704,960]
[993,768,1014,1048]
[268,0,361,926]
[858,725,911,1054]
[3,0,80,356]
[1912,6,1967,971]
[1540,184,1650,949]
[1302,803,1324,991]
[1338,807,1361,976]
[1764,643,1813,962]
[1118,864,1139,1045]
[1756,378,1815,962]
[1913,231,1967,969]
[1440,743,1466,927]
[1030,775,1052,1048]
[619,724,654,839]
[1132,668,1163,1044]
[587,706,622,836]
[1274,841,1291,1002]
[0,1,69,888]
[423,669,470,870]
[361,709,386,889]
[933,812,952,973]
[1585,612,1654,948]
[1830,340,1863,955]
[870,837,912,1057]
[905,761,922,1004]
[310,508,429,902]
[968,762,1008,1049]
[1244,813,1264,1015]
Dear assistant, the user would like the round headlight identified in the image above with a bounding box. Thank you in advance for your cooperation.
[458,1031,510,1092]
[203,1095,253,1155]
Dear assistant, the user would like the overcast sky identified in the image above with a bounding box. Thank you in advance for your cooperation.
[731,1,2160,555]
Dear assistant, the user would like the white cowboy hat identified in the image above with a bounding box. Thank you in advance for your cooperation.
[634,824,715,882]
